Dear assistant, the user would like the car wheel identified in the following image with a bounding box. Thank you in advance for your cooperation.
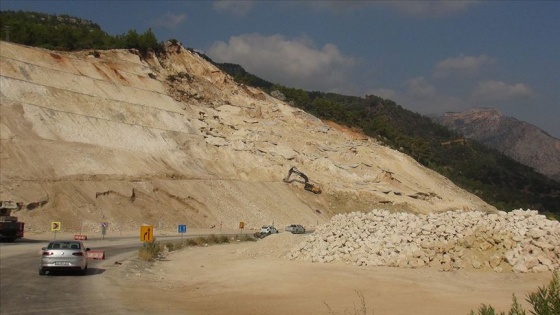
[81,265,88,276]
[39,268,46,276]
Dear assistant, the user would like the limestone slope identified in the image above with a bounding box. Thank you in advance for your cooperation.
[0,41,494,233]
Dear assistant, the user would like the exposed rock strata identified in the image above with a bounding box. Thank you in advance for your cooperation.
[1,41,494,232]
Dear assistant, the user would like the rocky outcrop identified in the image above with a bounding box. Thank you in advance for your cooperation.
[436,108,560,182]
[0,41,494,233]
[289,209,559,273]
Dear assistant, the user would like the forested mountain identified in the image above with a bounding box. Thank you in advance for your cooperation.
[435,108,560,183]
[211,64,560,218]
[1,10,559,218]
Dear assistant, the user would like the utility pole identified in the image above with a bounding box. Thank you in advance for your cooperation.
[4,25,9,42]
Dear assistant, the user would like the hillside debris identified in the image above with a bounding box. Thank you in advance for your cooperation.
[0,40,496,231]
[288,209,559,273]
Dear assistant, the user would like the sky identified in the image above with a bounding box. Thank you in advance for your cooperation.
[2,1,559,138]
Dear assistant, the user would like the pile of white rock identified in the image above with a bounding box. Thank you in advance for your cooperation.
[288,209,559,273]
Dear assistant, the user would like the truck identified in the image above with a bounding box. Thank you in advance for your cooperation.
[0,201,25,242]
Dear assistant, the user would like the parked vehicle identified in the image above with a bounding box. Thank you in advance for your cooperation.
[285,224,306,234]
[0,201,24,242]
[260,225,279,235]
[39,240,90,275]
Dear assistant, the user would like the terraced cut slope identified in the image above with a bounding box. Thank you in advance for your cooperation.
[1,40,493,234]
[1,40,557,315]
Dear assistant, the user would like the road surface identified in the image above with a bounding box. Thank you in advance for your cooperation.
[1,229,245,314]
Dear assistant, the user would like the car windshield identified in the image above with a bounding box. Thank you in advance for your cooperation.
[47,242,81,249]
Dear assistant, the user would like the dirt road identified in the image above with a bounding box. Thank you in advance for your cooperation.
[106,233,554,315]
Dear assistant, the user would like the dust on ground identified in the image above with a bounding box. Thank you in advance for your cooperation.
[104,233,554,315]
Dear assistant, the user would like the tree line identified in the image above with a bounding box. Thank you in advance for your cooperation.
[0,10,159,53]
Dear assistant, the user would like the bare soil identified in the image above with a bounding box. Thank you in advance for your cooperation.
[105,233,554,315]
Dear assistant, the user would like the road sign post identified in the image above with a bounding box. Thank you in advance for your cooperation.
[140,225,154,243]
[239,221,245,234]
[101,222,108,239]
[51,221,61,239]
[178,224,187,240]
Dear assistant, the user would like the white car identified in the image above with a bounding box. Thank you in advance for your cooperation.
[260,225,278,235]
[39,240,90,275]
[285,224,305,234]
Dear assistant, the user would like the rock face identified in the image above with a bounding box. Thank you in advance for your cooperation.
[436,108,560,182]
[289,209,560,273]
[0,41,494,234]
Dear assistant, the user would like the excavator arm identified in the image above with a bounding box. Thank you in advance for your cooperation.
[284,167,322,194]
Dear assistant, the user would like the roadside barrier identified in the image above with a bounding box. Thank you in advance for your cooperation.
[87,250,105,260]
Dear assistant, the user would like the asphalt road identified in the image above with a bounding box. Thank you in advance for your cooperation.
[0,230,255,314]
[0,236,141,314]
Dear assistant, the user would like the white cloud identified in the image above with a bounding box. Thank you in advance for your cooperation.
[369,77,467,114]
[472,80,534,102]
[405,77,437,99]
[434,54,493,78]
[213,0,255,17]
[151,13,187,29]
[403,77,466,113]
[208,34,357,92]
[389,1,477,18]
[378,78,535,116]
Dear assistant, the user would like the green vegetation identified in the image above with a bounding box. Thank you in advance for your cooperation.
[2,10,559,216]
[469,271,559,315]
[0,10,160,54]
[138,234,256,261]
[138,239,165,262]
[325,273,559,315]
[212,62,560,217]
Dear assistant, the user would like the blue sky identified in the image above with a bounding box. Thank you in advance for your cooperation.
[2,1,559,138]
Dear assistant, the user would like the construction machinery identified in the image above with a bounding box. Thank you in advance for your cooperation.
[0,201,24,242]
[284,167,322,194]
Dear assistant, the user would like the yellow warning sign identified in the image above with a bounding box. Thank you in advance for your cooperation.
[140,225,153,242]
[51,221,61,231]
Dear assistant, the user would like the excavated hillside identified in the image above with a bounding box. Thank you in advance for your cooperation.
[0,41,494,234]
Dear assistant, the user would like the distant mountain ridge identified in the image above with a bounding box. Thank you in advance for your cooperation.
[435,108,560,182]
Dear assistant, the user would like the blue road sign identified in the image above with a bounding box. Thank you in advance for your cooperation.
[178,224,187,234]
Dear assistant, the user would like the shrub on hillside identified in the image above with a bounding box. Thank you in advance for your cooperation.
[139,234,256,261]
[469,271,559,315]
[138,240,164,262]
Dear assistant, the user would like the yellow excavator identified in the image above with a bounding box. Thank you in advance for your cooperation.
[284,167,322,194]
